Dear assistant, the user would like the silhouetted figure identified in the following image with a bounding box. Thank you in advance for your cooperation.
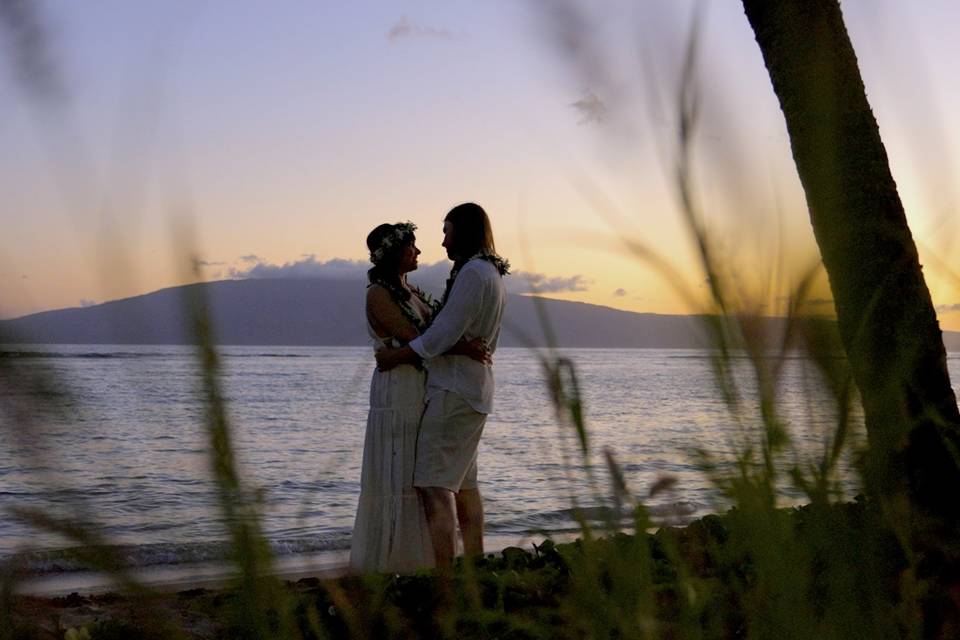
[350,220,489,573]
[377,203,508,566]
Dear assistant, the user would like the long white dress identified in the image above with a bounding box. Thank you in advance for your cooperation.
[348,318,435,574]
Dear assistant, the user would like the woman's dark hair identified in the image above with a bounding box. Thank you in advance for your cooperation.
[366,223,415,299]
[444,202,495,261]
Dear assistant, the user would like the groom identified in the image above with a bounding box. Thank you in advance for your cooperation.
[376,202,507,566]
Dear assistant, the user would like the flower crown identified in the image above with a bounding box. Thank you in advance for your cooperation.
[369,221,416,264]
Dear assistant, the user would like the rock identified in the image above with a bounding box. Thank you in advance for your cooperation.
[502,546,532,569]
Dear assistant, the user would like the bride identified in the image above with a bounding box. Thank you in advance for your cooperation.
[349,221,488,573]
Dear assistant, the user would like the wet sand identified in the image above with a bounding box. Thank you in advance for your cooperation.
[7,532,569,637]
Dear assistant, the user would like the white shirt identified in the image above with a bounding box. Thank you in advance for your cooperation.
[409,258,506,414]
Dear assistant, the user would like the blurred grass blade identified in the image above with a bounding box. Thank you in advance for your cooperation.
[543,356,588,457]
[183,255,295,639]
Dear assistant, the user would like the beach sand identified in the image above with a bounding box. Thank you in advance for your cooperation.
[8,552,350,638]
[7,533,559,638]
[12,532,551,598]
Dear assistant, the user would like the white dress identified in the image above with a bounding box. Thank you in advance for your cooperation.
[348,317,435,574]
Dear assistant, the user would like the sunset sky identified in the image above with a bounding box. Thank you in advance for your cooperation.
[3,1,960,329]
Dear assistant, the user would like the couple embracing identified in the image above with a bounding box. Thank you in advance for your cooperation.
[349,202,508,573]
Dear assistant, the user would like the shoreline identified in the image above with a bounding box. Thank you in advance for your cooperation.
[11,531,569,598]
[9,501,918,639]
[8,533,579,638]
[13,550,351,598]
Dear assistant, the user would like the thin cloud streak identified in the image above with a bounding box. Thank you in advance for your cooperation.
[387,16,455,42]
[570,90,607,125]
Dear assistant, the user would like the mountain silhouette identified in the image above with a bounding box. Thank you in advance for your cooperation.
[2,278,958,350]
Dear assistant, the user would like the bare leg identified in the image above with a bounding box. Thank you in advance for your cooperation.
[455,487,484,558]
[418,486,457,566]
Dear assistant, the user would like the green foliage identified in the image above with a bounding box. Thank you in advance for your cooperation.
[4,6,957,638]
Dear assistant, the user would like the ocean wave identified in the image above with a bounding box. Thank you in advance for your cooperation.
[1,533,352,576]
[224,353,312,358]
[488,500,702,535]
[664,352,824,361]
[0,351,169,360]
[0,351,312,360]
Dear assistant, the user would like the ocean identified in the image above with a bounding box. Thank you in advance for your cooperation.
[3,344,949,591]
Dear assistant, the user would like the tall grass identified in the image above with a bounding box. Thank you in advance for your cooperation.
[1,3,952,639]
[180,254,299,639]
[524,5,925,639]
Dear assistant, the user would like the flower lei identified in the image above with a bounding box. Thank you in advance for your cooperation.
[369,221,416,265]
[368,277,438,334]
[440,251,510,308]
[477,251,511,277]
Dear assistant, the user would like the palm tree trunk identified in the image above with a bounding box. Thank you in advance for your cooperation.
[740,0,960,527]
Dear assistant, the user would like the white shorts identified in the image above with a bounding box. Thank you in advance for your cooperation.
[413,390,487,492]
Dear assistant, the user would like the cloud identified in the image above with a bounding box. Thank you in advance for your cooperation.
[570,91,606,125]
[79,299,96,307]
[230,255,590,297]
[239,254,263,263]
[936,303,960,314]
[196,260,225,267]
[387,16,455,42]
[230,256,369,281]
[511,271,590,294]
[613,288,626,297]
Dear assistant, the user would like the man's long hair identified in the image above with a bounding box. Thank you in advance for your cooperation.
[444,202,495,261]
